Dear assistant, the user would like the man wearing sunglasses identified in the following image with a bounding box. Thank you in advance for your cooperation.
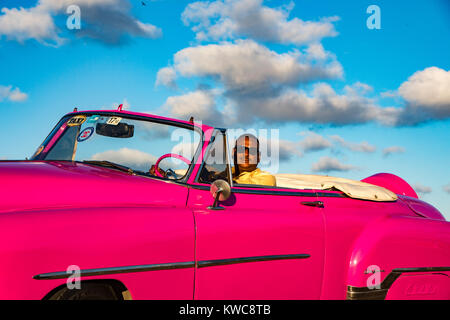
[232,134,276,186]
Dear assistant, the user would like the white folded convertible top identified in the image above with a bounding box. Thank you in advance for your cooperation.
[274,174,398,202]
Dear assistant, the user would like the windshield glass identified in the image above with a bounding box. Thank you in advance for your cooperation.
[32,113,202,180]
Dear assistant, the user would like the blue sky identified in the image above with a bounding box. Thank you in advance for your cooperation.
[0,0,449,218]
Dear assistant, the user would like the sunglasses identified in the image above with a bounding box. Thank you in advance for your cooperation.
[235,146,258,155]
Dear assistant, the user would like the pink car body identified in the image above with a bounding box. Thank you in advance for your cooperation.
[0,109,449,300]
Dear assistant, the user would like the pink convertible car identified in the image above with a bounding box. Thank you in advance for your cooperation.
[0,107,449,300]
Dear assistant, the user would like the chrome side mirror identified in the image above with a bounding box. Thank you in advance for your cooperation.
[207,179,231,210]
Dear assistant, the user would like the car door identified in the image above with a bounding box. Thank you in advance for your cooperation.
[188,130,325,299]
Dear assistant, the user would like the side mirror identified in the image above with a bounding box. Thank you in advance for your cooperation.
[207,179,231,210]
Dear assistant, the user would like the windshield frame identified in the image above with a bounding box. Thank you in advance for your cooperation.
[31,111,206,184]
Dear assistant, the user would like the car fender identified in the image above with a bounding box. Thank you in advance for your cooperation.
[346,215,450,299]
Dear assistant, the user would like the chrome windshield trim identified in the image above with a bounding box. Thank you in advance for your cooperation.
[194,129,232,185]
[32,111,205,184]
[223,129,234,188]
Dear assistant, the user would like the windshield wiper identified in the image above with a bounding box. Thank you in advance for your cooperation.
[82,160,134,174]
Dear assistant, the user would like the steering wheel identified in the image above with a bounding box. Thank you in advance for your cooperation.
[152,153,191,178]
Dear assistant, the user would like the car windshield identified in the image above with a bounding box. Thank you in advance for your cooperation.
[32,113,202,180]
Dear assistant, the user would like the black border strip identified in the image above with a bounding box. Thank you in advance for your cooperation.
[33,254,310,280]
[346,266,450,300]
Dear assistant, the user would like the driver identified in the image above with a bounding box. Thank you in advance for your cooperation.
[149,134,276,187]
[232,134,276,187]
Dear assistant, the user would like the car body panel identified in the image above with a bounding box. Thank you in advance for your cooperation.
[317,196,418,299]
[346,215,450,288]
[188,186,325,299]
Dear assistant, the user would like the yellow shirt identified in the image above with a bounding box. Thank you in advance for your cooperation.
[233,168,277,186]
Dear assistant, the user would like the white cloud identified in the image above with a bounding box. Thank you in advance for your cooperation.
[136,121,171,140]
[399,67,450,112]
[234,83,400,125]
[162,81,402,127]
[305,43,331,61]
[380,90,398,98]
[397,67,450,123]
[330,135,376,153]
[0,0,161,46]
[182,0,339,45]
[0,85,28,102]
[156,67,177,88]
[163,89,229,126]
[412,183,432,195]
[171,142,198,161]
[256,137,302,162]
[156,37,409,127]
[443,184,450,194]
[91,147,157,171]
[121,98,131,110]
[161,56,450,127]
[111,98,131,110]
[382,146,405,157]
[39,0,121,11]
[277,139,303,161]
[171,40,343,91]
[311,156,358,173]
[0,6,63,46]
[346,81,373,95]
[164,4,449,128]
[162,65,448,127]
[299,132,332,152]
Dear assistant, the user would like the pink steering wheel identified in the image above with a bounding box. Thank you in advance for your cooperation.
[153,153,191,178]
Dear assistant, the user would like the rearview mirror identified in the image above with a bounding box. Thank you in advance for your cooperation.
[96,122,134,138]
[208,179,231,210]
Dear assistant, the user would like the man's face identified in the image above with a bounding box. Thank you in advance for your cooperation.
[235,135,259,172]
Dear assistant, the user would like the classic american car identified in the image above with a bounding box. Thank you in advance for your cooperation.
[0,106,449,300]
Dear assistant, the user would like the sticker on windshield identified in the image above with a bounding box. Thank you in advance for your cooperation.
[106,117,122,126]
[67,115,86,127]
[88,115,100,123]
[77,127,94,142]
